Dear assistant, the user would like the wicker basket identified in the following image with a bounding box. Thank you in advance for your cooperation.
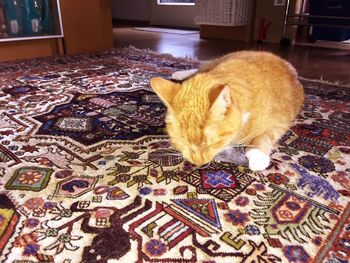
[195,0,249,26]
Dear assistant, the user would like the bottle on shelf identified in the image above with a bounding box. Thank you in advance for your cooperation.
[5,0,26,37]
[24,0,52,36]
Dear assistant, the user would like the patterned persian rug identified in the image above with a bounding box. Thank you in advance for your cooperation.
[0,47,349,263]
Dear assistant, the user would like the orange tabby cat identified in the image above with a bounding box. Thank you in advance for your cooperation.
[150,51,304,171]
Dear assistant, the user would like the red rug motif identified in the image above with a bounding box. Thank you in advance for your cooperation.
[0,47,349,263]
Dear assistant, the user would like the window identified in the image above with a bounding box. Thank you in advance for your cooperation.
[157,0,195,5]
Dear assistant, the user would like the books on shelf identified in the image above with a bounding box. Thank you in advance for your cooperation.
[1,0,53,39]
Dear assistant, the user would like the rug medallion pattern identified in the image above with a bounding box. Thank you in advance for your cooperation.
[0,47,349,263]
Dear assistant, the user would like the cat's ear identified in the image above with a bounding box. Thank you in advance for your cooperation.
[209,85,232,118]
[150,77,181,108]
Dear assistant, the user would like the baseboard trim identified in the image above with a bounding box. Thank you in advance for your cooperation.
[112,19,150,27]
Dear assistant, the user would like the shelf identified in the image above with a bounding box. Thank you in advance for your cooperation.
[281,0,350,45]
[0,34,63,42]
[285,22,350,29]
[288,14,350,20]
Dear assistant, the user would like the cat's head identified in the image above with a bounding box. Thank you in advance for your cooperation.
[150,76,242,166]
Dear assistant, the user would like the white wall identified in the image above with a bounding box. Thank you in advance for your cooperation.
[112,0,197,28]
[112,0,151,21]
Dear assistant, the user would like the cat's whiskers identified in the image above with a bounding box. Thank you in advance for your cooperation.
[167,149,182,154]
[231,143,254,148]
[161,153,182,156]
[232,134,254,146]
[196,163,211,169]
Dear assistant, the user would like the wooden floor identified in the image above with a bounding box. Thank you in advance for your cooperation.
[113,26,350,85]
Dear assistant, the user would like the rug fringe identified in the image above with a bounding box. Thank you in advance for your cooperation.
[299,76,350,88]
[125,45,202,63]
[124,46,350,88]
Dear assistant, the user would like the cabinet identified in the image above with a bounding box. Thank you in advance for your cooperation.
[0,0,64,61]
[59,0,113,55]
[0,0,63,41]
[0,0,113,61]
[197,0,257,42]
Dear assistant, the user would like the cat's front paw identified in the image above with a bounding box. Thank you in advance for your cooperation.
[171,69,198,81]
[246,149,270,171]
